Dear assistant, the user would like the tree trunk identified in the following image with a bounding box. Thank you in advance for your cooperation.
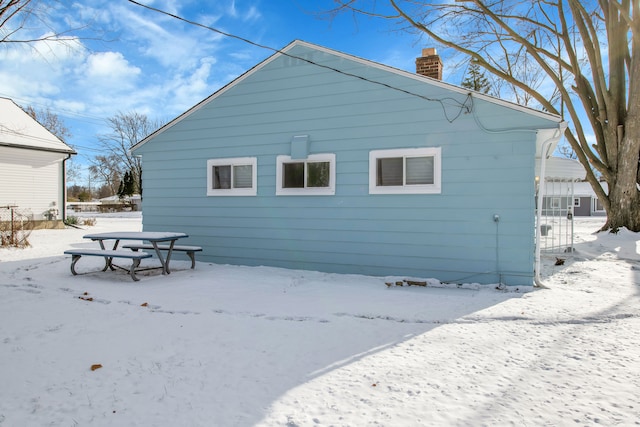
[601,126,640,232]
[603,186,640,232]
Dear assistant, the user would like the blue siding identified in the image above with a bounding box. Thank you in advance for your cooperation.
[134,42,560,286]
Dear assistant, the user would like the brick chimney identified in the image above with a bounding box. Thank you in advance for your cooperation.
[415,48,443,80]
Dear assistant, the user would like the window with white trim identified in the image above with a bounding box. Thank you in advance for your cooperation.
[276,153,336,195]
[573,197,580,207]
[369,147,441,194]
[593,198,605,212]
[207,157,257,196]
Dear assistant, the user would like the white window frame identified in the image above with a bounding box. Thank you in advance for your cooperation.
[573,197,581,208]
[369,147,441,195]
[276,153,336,196]
[207,157,257,196]
[593,197,605,212]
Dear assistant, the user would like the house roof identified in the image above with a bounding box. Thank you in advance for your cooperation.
[541,180,606,197]
[133,40,563,151]
[536,156,586,181]
[0,97,76,154]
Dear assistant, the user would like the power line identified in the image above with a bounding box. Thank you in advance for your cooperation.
[0,92,107,126]
[126,0,472,123]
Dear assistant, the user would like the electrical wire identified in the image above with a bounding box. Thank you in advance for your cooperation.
[126,0,472,123]
[0,92,106,126]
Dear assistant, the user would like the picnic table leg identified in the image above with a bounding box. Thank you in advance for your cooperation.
[164,240,176,274]
[150,241,173,275]
[70,255,81,275]
[129,258,142,281]
[95,239,118,271]
[187,251,196,269]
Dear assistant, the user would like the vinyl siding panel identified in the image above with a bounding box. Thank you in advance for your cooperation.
[0,146,65,220]
[135,42,560,286]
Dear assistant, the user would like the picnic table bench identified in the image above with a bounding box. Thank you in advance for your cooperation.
[64,231,189,281]
[122,244,202,269]
[63,249,153,281]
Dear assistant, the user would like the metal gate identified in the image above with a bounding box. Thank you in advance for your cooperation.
[536,179,576,253]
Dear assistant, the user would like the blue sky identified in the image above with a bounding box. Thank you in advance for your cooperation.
[1,1,474,184]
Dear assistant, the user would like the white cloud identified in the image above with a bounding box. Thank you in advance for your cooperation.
[0,36,86,101]
[85,51,141,80]
[165,58,216,113]
[0,0,273,164]
[109,3,222,71]
[228,0,238,18]
[242,6,262,23]
[53,99,86,114]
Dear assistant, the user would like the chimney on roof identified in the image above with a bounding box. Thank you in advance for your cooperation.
[415,48,443,80]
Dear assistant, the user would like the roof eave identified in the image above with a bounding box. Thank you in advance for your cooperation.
[0,141,77,155]
[133,39,562,151]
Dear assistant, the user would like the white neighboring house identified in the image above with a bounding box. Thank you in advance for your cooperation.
[535,156,606,217]
[570,181,607,216]
[0,97,76,227]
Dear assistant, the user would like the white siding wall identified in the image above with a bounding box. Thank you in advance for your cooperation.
[0,146,65,220]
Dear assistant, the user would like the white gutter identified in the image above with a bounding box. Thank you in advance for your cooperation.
[534,121,568,288]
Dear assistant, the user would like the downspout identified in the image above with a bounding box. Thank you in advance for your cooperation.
[62,153,72,222]
[534,121,568,288]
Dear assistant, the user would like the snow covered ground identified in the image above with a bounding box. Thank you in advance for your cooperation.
[1,213,638,426]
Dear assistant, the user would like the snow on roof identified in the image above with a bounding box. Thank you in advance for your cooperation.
[99,194,141,203]
[0,97,75,154]
[536,156,586,181]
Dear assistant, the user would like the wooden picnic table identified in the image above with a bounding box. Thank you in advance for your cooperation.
[82,231,188,275]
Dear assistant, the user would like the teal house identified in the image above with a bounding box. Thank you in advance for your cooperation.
[132,41,564,286]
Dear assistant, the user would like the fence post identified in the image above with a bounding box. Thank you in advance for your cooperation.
[10,207,15,246]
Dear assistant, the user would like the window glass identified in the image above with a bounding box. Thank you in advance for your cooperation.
[233,165,253,189]
[377,158,403,186]
[369,147,441,194]
[307,162,330,187]
[594,198,604,211]
[213,165,231,189]
[283,162,304,188]
[207,157,257,196]
[276,154,335,196]
[406,156,434,185]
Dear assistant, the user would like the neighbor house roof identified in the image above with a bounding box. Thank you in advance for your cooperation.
[535,157,586,181]
[133,40,562,152]
[0,97,75,154]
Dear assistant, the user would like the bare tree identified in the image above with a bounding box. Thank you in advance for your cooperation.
[24,105,71,141]
[24,104,83,188]
[88,154,122,197]
[327,0,639,231]
[0,0,88,45]
[90,112,163,196]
